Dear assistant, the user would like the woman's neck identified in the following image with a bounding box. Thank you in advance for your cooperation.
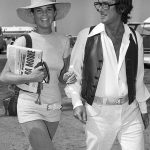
[35,27,52,35]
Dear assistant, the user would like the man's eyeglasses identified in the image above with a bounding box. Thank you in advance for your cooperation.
[94,2,119,11]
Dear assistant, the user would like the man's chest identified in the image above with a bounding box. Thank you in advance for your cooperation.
[109,34,123,61]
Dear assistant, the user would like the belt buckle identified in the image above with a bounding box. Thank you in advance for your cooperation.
[47,104,62,111]
[115,98,121,105]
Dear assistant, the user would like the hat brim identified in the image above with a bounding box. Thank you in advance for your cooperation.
[17,2,71,24]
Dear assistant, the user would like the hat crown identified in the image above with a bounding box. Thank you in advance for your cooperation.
[30,0,56,6]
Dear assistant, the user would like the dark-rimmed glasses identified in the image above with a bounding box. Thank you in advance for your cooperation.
[94,1,119,11]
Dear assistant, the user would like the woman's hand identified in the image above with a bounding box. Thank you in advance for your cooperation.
[63,71,77,84]
[30,66,47,82]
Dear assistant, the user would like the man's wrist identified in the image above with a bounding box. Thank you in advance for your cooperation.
[73,103,83,109]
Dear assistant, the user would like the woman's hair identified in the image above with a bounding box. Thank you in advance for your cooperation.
[115,0,133,23]
[30,4,56,13]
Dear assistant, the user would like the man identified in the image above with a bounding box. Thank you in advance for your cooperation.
[65,0,150,150]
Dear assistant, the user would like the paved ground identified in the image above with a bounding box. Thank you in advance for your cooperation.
[0,54,150,150]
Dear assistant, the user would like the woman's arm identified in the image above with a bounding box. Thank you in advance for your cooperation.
[0,60,46,85]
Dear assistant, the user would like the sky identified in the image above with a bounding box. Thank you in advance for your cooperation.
[0,0,150,35]
[0,0,30,26]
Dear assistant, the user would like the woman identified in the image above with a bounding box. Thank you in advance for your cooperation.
[0,0,73,149]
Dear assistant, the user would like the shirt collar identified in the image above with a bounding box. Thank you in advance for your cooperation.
[88,23,105,37]
[88,23,133,40]
[124,24,132,37]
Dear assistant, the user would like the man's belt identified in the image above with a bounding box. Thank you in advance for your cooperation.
[93,95,128,105]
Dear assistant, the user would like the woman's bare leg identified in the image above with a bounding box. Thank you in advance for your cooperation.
[21,120,59,150]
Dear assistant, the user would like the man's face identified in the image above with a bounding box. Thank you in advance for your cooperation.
[95,0,121,25]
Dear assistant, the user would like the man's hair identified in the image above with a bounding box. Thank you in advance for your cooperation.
[115,0,133,23]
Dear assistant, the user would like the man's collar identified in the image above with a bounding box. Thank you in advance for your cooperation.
[88,23,133,39]
[88,23,105,37]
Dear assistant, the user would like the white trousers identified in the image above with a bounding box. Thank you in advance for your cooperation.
[85,100,145,150]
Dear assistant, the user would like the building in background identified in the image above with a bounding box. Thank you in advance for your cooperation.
[2,26,34,38]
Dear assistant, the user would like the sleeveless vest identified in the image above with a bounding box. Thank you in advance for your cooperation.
[81,27,138,105]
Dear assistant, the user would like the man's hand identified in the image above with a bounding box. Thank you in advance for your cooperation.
[141,113,149,129]
[73,105,87,124]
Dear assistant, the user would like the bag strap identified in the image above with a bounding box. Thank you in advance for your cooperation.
[17,34,34,93]
[23,34,32,48]
[22,34,50,104]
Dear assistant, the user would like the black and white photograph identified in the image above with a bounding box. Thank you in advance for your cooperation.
[0,0,150,150]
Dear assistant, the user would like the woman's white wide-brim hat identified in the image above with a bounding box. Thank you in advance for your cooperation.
[17,0,71,24]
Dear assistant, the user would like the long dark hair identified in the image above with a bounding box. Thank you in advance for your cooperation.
[115,0,133,23]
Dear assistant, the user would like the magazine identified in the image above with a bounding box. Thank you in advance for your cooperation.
[7,44,43,93]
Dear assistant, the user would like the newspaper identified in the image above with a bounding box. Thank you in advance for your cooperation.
[7,44,43,93]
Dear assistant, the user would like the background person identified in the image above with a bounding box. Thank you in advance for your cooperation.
[65,0,150,150]
[0,0,72,149]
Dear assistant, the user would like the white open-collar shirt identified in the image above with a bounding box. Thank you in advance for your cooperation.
[65,23,150,113]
